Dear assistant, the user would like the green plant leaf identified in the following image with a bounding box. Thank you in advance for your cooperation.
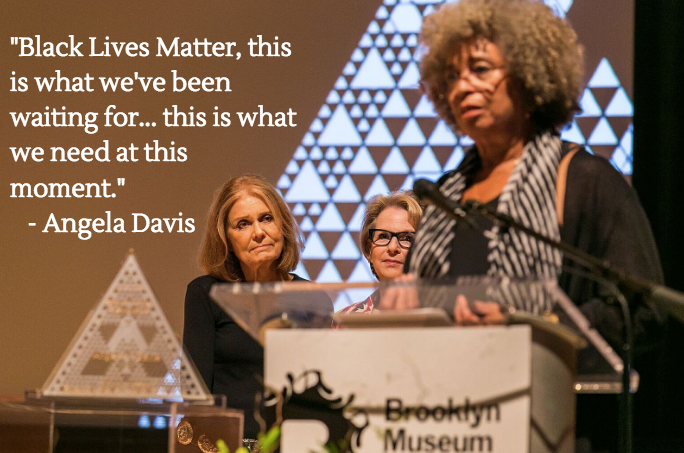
[257,426,281,453]
[216,439,229,453]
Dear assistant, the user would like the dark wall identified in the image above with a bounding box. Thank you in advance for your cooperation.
[633,0,684,449]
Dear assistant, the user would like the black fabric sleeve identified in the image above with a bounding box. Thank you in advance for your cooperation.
[560,152,664,352]
[581,191,664,352]
[182,277,217,391]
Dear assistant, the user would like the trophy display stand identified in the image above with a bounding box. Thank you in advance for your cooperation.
[0,252,242,453]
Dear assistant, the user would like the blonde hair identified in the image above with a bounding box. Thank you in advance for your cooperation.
[199,175,302,282]
[419,0,584,132]
[359,191,423,260]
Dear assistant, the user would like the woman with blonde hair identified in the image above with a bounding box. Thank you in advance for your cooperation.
[183,175,309,439]
[340,190,422,314]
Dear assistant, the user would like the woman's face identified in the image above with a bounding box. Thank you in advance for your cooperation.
[369,207,415,280]
[446,38,528,142]
[226,193,284,279]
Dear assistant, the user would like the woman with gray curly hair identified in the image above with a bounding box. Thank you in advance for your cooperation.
[399,0,661,325]
[419,0,583,134]
[404,0,586,319]
[383,1,663,449]
[390,0,661,390]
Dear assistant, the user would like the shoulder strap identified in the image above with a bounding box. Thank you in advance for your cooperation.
[556,143,581,226]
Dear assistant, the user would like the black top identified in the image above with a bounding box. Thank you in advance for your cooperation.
[407,145,664,353]
[182,273,308,438]
[559,149,663,351]
[448,197,498,278]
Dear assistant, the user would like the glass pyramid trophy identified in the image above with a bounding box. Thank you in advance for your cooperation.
[38,251,211,402]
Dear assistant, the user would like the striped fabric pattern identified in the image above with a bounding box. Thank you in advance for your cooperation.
[409,132,563,314]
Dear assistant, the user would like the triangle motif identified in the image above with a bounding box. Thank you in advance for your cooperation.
[350,48,396,90]
[413,146,442,173]
[375,35,389,48]
[398,62,421,88]
[302,231,329,259]
[332,174,362,202]
[348,260,375,283]
[588,58,620,88]
[578,89,602,117]
[300,216,315,232]
[349,147,379,174]
[285,161,330,202]
[316,203,347,231]
[428,121,458,146]
[41,253,210,401]
[604,88,633,117]
[317,105,363,146]
[588,117,619,145]
[317,260,343,283]
[397,118,426,146]
[364,174,391,201]
[414,95,438,117]
[388,4,423,33]
[325,174,339,189]
[381,147,411,174]
[331,232,362,259]
[382,89,412,117]
[277,0,628,283]
[365,118,396,146]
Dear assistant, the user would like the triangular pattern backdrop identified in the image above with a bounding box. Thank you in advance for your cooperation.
[277,0,633,308]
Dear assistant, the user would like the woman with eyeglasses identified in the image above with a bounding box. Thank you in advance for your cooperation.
[386,0,664,328]
[380,0,663,450]
[339,191,422,314]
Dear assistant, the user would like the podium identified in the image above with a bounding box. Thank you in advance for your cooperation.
[210,278,631,453]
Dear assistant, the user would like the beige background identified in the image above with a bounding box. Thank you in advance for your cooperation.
[0,0,633,397]
[0,0,380,396]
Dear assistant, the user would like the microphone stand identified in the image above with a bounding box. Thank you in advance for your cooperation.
[461,200,637,452]
[462,198,684,318]
[413,178,684,453]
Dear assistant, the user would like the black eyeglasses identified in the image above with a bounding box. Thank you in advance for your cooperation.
[369,229,415,249]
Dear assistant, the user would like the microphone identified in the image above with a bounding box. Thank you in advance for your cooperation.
[412,178,475,227]
[463,199,511,235]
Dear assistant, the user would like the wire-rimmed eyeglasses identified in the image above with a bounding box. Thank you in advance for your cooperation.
[369,229,415,249]
[444,64,506,88]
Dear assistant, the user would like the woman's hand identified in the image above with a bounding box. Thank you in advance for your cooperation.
[454,295,505,326]
[378,273,420,311]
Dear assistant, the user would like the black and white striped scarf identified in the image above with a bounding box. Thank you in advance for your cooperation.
[408,132,563,314]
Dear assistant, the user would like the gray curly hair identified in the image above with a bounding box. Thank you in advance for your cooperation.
[419,0,584,132]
